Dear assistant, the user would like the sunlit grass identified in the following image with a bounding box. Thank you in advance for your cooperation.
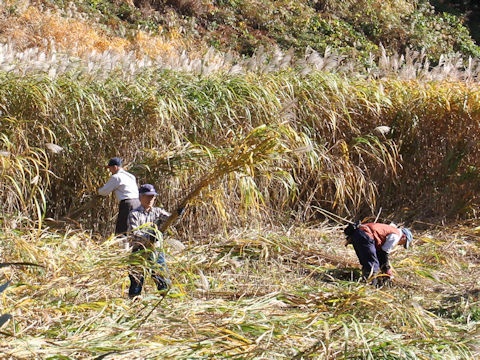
[2,68,480,232]
[0,224,478,358]
[1,1,479,358]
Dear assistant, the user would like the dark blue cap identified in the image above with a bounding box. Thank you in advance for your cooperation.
[139,184,158,196]
[107,157,122,167]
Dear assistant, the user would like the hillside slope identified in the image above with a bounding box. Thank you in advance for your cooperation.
[1,0,479,64]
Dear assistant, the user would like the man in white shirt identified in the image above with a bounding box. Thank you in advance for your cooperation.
[98,157,140,234]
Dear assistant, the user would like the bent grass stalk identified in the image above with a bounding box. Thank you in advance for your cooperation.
[160,124,286,232]
[2,69,480,231]
[1,224,478,358]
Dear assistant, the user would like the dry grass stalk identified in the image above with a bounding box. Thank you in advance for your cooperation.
[0,223,478,358]
[1,33,480,79]
[2,66,480,231]
[160,125,284,232]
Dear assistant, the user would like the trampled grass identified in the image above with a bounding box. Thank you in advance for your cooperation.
[1,224,479,359]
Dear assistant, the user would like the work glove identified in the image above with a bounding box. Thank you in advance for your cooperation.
[385,268,394,279]
[120,236,131,252]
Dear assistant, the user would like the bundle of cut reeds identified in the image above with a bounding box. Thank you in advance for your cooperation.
[160,124,285,232]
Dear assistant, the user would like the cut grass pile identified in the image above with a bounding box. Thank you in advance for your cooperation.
[1,223,479,359]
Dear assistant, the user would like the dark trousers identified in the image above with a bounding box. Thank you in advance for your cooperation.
[350,229,389,280]
[115,198,140,234]
[129,250,170,297]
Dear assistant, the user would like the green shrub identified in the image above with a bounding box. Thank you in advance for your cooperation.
[14,0,480,63]
[408,5,480,62]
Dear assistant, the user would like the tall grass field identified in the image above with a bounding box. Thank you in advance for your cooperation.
[1,0,480,359]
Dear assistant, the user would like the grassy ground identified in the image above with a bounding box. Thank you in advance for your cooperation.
[1,223,479,359]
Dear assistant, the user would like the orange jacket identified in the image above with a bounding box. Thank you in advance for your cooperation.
[359,223,401,248]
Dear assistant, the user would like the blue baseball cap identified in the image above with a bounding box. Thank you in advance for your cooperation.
[139,184,158,196]
[401,228,413,249]
[106,157,122,167]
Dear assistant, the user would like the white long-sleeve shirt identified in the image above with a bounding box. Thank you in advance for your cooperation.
[98,169,139,202]
[381,232,401,253]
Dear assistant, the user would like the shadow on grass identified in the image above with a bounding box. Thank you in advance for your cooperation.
[428,288,480,321]
[315,268,401,289]
[444,288,480,302]
[318,267,363,283]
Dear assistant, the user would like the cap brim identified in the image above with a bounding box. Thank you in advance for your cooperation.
[404,238,412,249]
[141,192,158,196]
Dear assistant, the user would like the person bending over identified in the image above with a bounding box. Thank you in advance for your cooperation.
[98,157,140,235]
[344,221,413,285]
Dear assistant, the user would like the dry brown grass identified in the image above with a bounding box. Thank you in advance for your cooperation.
[0,223,479,358]
[2,70,480,236]
[0,3,187,58]
[1,2,479,358]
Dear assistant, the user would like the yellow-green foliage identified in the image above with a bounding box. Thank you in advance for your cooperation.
[0,223,479,358]
[0,1,190,57]
[1,0,479,63]
[1,69,479,233]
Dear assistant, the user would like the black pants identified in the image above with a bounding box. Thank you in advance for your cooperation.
[129,250,170,297]
[350,229,389,280]
[115,198,140,234]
